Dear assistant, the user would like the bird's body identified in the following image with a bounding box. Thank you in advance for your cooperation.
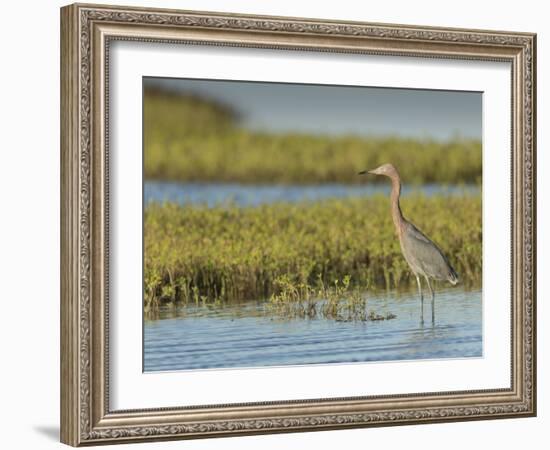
[399,221,458,284]
[359,163,458,323]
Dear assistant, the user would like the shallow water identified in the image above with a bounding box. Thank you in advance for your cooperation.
[144,288,482,372]
[144,181,479,207]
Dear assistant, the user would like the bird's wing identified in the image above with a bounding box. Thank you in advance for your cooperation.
[402,222,457,282]
[405,222,432,244]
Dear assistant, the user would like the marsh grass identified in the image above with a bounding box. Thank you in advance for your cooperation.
[268,274,396,321]
[144,89,482,185]
[144,194,481,311]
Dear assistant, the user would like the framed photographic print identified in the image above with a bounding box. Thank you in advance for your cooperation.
[60,3,537,446]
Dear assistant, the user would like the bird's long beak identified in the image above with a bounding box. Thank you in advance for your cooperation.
[358,169,376,175]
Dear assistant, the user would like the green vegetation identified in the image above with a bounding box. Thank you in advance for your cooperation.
[268,274,396,322]
[144,89,482,185]
[144,193,481,311]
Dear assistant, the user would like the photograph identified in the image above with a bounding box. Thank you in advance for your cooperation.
[142,78,483,372]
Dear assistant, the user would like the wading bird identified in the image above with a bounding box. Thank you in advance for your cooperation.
[359,163,458,323]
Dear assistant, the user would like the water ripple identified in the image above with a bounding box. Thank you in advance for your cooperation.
[144,289,482,371]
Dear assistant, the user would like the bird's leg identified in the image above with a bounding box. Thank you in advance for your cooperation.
[425,276,435,325]
[415,275,424,323]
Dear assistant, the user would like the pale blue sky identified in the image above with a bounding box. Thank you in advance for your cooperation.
[144,77,482,141]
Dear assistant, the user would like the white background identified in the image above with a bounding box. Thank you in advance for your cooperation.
[111,43,511,409]
[0,0,546,449]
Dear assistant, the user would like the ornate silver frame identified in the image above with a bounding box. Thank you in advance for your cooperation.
[60,3,536,446]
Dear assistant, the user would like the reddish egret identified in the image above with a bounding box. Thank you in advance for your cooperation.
[359,163,458,323]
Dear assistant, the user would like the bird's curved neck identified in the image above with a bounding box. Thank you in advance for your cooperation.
[390,176,405,233]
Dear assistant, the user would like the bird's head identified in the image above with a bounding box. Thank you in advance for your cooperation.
[358,163,399,178]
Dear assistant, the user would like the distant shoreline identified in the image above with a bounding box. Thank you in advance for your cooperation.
[143,90,482,185]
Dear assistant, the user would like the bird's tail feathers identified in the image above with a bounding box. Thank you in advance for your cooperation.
[448,268,459,285]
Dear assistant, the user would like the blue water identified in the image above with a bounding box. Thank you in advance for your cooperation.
[144,181,479,207]
[144,288,482,372]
